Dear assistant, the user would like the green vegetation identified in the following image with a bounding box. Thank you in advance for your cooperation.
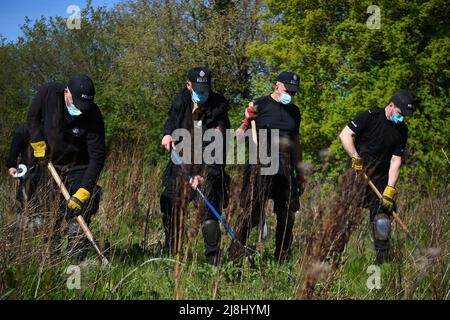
[0,0,448,300]
[0,153,447,299]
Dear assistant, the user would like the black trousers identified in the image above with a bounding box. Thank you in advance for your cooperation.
[61,167,101,259]
[19,164,101,260]
[15,168,40,217]
[359,166,391,259]
[160,162,228,261]
[234,162,299,259]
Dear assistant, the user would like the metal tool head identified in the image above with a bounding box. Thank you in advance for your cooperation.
[13,164,27,179]
[230,242,257,262]
[101,257,110,266]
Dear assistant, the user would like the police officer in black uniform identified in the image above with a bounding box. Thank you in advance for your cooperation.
[27,74,106,261]
[160,67,230,265]
[231,71,305,261]
[339,90,415,264]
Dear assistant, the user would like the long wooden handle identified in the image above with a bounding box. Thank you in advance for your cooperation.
[248,101,258,146]
[48,162,70,200]
[363,173,415,242]
[47,162,95,241]
[251,120,257,146]
[47,162,108,264]
[250,119,264,243]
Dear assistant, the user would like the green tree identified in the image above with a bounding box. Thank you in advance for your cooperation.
[99,0,263,162]
[249,0,450,179]
[0,3,119,162]
[0,39,29,158]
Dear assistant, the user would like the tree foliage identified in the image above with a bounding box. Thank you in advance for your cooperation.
[0,0,448,178]
[0,0,263,163]
[250,0,449,178]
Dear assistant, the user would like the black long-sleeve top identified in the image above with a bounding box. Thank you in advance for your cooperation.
[162,89,230,177]
[26,81,106,191]
[6,123,30,169]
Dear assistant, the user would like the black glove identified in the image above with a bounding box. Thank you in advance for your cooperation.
[66,207,82,219]
[376,197,397,214]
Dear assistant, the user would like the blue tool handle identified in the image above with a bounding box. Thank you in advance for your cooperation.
[171,148,235,239]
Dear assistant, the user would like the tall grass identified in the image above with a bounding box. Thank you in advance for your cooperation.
[0,149,448,300]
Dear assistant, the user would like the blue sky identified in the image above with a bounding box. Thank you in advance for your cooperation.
[0,0,120,42]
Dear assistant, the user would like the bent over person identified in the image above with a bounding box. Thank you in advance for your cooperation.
[160,67,230,265]
[27,74,106,262]
[339,90,415,264]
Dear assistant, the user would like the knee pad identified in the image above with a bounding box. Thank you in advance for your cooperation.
[373,213,391,241]
[202,219,221,247]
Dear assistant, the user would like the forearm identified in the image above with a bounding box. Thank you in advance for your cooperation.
[81,156,105,191]
[83,123,106,191]
[6,136,21,168]
[6,150,20,169]
[292,137,302,175]
[339,127,358,158]
[27,95,45,143]
[387,157,402,187]
[163,99,181,136]
[238,122,248,131]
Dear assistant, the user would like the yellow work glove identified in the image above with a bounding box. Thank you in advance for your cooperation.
[351,157,363,171]
[67,188,91,211]
[381,185,396,211]
[30,141,47,158]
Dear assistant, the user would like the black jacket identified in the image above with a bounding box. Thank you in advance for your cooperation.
[162,89,230,183]
[27,81,106,191]
[163,89,230,136]
[6,123,31,169]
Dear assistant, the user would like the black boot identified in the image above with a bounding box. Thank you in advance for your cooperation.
[202,219,221,265]
[274,211,295,261]
[374,239,390,265]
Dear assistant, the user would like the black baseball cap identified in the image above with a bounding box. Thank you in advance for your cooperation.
[188,67,211,93]
[391,90,415,116]
[67,74,95,111]
[277,71,300,93]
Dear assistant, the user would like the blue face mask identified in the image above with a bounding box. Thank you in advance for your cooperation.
[390,110,404,124]
[279,93,293,105]
[67,103,82,117]
[192,90,209,104]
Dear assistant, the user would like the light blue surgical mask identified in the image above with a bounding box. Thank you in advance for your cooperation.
[279,93,293,105]
[390,110,404,124]
[67,103,82,117]
[192,90,209,104]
